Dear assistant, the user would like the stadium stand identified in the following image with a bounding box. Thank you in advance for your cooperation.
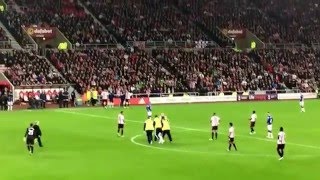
[0,0,318,97]
[46,49,183,94]
[82,0,211,43]
[3,50,66,86]
[0,0,116,48]
[177,0,320,44]
[0,27,11,48]
[151,48,319,93]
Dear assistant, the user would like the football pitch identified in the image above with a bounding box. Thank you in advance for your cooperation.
[0,100,320,180]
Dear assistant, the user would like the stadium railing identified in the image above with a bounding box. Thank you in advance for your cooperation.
[0,40,11,48]
[131,92,200,98]
[72,43,123,50]
[126,41,219,49]
[264,43,306,49]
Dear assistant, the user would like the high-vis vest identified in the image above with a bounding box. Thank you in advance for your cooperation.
[92,90,98,100]
[145,119,154,130]
[86,91,91,100]
[154,117,162,128]
[162,120,170,130]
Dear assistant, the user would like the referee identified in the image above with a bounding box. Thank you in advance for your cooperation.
[33,121,43,147]
[144,116,154,144]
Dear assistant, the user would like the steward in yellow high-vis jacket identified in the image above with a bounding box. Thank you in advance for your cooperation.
[144,117,154,144]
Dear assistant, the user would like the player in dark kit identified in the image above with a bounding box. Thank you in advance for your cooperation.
[33,121,43,147]
[24,123,36,155]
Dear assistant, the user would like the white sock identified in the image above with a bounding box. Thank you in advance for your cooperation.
[270,133,273,138]
[158,133,164,143]
[302,108,305,112]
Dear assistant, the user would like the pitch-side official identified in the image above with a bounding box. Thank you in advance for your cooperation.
[33,121,43,147]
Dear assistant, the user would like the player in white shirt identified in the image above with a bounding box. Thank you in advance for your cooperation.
[227,122,237,151]
[209,113,220,140]
[277,127,286,160]
[249,110,257,134]
[299,94,305,112]
[124,90,131,108]
[117,111,125,137]
[101,89,109,109]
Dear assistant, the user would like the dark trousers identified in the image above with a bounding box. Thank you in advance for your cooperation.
[162,130,172,142]
[154,128,162,141]
[59,100,63,108]
[146,130,153,144]
[40,101,46,108]
[63,100,69,108]
[36,136,43,147]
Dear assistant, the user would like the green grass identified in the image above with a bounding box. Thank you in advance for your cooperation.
[0,100,320,180]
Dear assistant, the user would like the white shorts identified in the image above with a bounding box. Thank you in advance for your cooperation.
[8,101,13,106]
[267,125,272,131]
[299,101,304,107]
[147,111,152,117]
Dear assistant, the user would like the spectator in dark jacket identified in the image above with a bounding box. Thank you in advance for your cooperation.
[33,121,43,147]
[40,91,46,108]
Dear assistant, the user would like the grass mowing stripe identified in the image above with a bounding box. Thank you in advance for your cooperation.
[130,134,315,158]
[56,110,320,150]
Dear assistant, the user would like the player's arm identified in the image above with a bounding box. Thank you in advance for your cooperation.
[143,123,146,131]
[153,121,155,127]
[38,126,42,136]
[24,128,28,138]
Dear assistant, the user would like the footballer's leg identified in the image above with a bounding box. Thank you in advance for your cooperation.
[277,145,282,158]
[120,127,124,137]
[228,141,232,151]
[37,136,43,147]
[233,141,237,151]
[117,124,121,136]
[154,129,159,141]
[167,131,172,142]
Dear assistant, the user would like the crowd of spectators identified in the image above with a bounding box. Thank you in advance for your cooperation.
[177,0,320,44]
[1,0,116,48]
[83,0,210,43]
[3,50,66,86]
[0,27,11,48]
[46,48,180,94]
[151,48,319,93]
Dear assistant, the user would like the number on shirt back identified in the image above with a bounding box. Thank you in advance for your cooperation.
[28,128,34,136]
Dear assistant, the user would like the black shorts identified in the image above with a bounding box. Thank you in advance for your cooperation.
[250,122,256,128]
[125,99,129,102]
[155,128,162,134]
[109,99,114,103]
[118,124,124,129]
[212,126,218,131]
[277,144,285,149]
[229,138,235,143]
[26,137,35,145]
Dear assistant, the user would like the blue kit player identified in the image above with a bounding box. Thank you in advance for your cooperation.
[146,103,152,117]
[299,94,305,112]
[266,112,274,139]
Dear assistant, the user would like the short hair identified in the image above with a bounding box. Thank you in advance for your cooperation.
[155,115,158,117]
[253,110,256,113]
[280,127,284,131]
[30,123,34,127]
[213,113,216,115]
[229,122,233,126]
[120,111,123,114]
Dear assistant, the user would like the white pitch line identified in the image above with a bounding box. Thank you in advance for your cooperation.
[130,135,315,158]
[56,110,320,150]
